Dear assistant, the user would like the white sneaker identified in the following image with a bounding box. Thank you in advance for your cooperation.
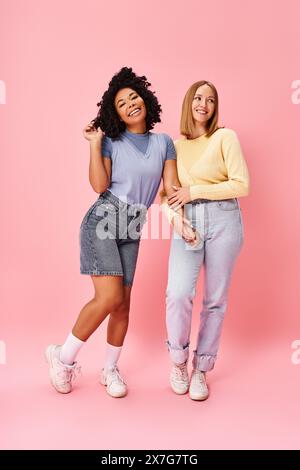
[189,369,209,401]
[45,344,81,394]
[100,366,127,398]
[170,361,189,395]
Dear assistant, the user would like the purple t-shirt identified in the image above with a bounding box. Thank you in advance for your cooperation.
[101,129,176,208]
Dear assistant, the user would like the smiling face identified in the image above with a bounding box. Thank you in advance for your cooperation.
[114,87,147,130]
[192,84,216,127]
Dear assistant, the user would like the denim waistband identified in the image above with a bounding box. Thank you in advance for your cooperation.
[192,197,237,204]
[98,190,130,210]
[99,190,147,215]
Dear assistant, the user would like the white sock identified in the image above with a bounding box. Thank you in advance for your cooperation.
[60,332,85,365]
[104,343,122,372]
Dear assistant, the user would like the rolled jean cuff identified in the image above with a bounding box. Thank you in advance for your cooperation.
[166,341,189,364]
[192,352,217,372]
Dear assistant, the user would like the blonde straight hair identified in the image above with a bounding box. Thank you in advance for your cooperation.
[180,80,220,139]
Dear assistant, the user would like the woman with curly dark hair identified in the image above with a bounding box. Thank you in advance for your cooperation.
[45,67,196,398]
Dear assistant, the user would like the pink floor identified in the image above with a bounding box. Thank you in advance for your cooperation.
[1,329,299,450]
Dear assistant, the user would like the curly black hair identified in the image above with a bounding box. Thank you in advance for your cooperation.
[91,67,162,138]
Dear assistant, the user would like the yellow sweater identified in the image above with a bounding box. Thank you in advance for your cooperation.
[161,128,250,222]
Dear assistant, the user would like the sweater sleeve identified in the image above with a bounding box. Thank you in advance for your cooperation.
[189,131,250,200]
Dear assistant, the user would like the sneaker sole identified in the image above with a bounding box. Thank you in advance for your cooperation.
[170,385,189,395]
[99,377,127,398]
[189,392,209,401]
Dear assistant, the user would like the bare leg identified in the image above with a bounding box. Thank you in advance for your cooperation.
[72,275,124,341]
[107,286,132,346]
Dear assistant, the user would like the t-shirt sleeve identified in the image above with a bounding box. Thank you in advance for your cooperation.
[101,136,113,159]
[163,134,176,160]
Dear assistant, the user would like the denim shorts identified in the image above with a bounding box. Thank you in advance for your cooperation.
[79,191,147,286]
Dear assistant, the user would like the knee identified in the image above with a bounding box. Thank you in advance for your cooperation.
[202,298,227,318]
[110,294,125,312]
[166,285,195,304]
[110,299,130,319]
[95,292,124,312]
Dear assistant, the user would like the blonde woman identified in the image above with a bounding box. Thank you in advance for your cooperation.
[164,81,250,400]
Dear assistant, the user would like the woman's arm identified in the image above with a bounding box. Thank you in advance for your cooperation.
[83,122,111,193]
[168,131,250,209]
[189,130,249,200]
[160,159,183,222]
[89,140,111,193]
[161,160,195,243]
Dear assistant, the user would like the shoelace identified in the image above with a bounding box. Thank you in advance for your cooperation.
[57,364,82,386]
[107,367,126,386]
[173,363,188,383]
[191,370,206,385]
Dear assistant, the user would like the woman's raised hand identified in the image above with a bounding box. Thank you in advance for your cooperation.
[82,122,104,143]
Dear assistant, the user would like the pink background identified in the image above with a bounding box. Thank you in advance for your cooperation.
[1,0,300,450]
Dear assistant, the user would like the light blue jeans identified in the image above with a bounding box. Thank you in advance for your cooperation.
[166,198,244,371]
